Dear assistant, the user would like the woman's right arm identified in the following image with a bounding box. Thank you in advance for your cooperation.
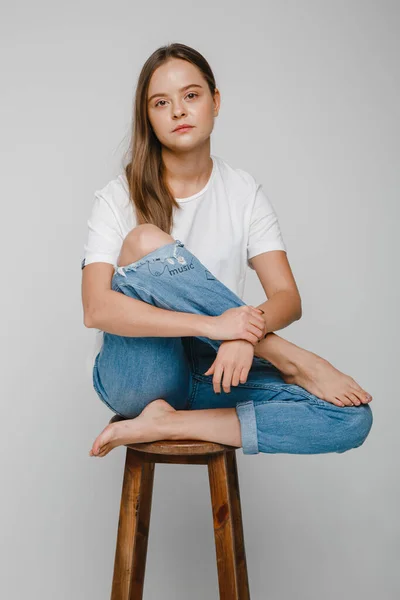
[82,262,213,338]
[80,193,215,338]
[81,263,265,343]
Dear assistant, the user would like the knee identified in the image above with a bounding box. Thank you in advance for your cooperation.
[119,224,174,266]
[125,223,172,251]
[345,404,374,451]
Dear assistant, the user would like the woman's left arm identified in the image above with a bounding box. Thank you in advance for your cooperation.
[203,250,302,394]
[249,250,302,333]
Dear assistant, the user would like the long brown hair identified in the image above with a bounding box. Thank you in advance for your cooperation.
[121,43,217,233]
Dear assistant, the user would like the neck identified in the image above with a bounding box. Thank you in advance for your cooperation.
[161,143,212,188]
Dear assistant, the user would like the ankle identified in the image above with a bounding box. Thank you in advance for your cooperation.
[159,411,184,441]
[254,344,299,377]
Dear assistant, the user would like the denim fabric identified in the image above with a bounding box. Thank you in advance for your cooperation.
[92,239,373,455]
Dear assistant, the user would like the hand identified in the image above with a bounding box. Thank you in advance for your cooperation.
[209,306,267,345]
[203,339,255,393]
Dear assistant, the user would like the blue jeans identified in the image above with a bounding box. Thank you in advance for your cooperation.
[92,239,373,455]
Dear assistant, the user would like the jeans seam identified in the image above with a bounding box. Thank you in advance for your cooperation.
[187,376,198,409]
[191,375,332,405]
[187,336,197,374]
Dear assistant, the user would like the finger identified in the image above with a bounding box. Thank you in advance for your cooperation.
[249,308,266,328]
[247,322,265,340]
[231,368,241,387]
[242,331,260,345]
[222,366,234,394]
[204,362,215,376]
[213,363,224,394]
[239,366,249,384]
[250,305,264,315]
[249,315,265,330]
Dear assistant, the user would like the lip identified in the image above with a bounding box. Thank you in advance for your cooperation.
[173,125,194,132]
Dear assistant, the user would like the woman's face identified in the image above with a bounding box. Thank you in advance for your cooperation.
[147,58,220,152]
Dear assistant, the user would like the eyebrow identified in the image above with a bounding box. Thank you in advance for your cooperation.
[148,83,203,103]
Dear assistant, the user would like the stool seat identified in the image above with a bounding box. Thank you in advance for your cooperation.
[107,411,251,599]
[127,439,235,455]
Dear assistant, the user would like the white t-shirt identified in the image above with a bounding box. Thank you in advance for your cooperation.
[82,154,287,376]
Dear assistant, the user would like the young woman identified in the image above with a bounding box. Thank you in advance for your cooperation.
[81,43,373,458]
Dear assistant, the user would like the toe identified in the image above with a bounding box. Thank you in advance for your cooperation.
[332,396,345,407]
[356,391,372,404]
[337,393,353,407]
[347,392,361,406]
[92,438,105,456]
[91,427,112,456]
[352,387,369,403]
[97,444,111,457]
[350,381,372,403]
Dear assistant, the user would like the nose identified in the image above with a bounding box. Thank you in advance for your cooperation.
[172,103,186,119]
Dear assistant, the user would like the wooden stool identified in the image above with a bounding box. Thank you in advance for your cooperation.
[108,413,251,600]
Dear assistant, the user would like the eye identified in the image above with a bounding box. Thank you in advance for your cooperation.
[154,92,198,108]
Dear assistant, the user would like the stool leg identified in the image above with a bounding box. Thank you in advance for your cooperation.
[111,448,155,600]
[208,451,251,599]
[226,450,251,599]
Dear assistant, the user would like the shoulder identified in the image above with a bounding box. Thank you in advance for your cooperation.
[213,155,258,200]
[94,171,131,213]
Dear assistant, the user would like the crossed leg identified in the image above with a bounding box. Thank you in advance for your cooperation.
[89,224,373,457]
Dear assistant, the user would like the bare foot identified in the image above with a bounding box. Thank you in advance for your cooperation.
[281,352,373,408]
[89,399,177,458]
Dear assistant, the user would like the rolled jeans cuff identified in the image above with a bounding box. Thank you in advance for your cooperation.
[236,400,259,455]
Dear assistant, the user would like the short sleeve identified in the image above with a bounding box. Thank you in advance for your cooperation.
[81,192,124,270]
[247,184,287,270]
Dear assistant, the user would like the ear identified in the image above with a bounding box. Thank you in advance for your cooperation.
[213,88,221,116]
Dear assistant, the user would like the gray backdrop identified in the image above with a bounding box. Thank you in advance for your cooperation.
[1,1,398,599]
